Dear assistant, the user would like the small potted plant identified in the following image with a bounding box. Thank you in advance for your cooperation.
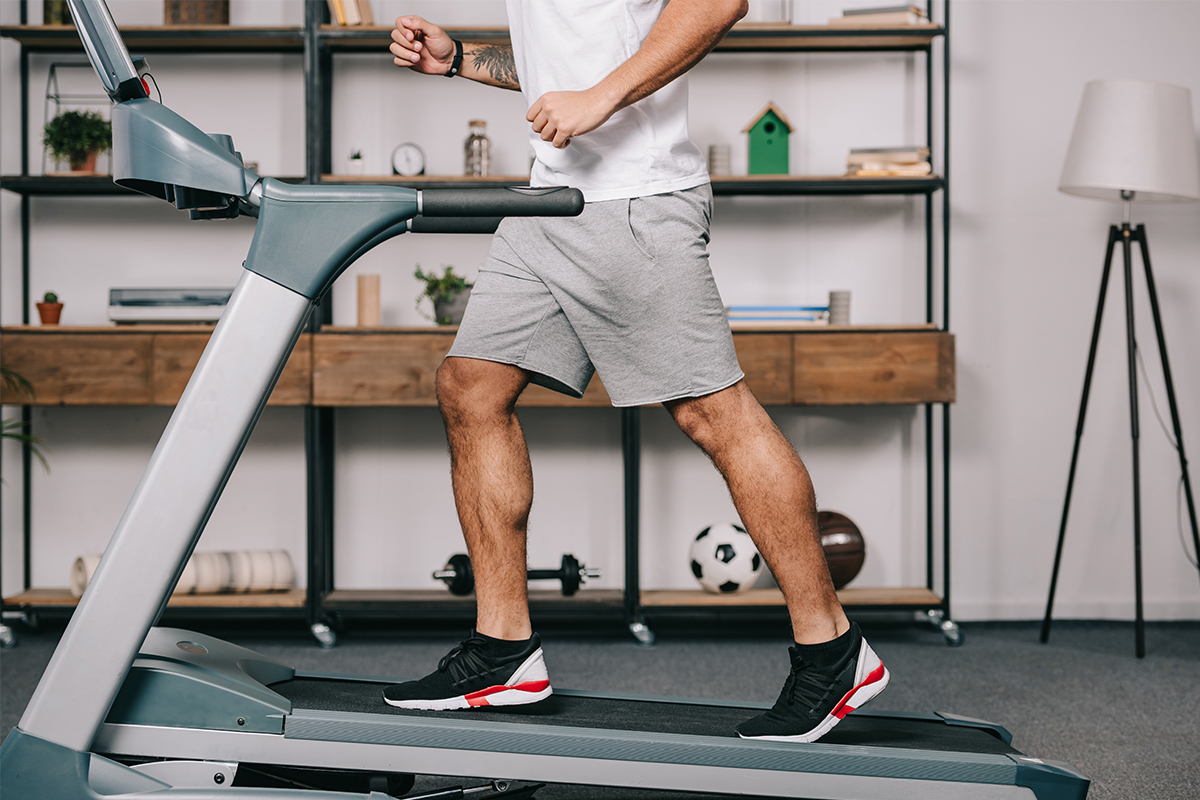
[347,149,365,175]
[43,109,111,173]
[415,265,472,325]
[37,291,63,326]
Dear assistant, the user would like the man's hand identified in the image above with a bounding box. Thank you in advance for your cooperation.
[526,88,617,149]
[390,15,455,75]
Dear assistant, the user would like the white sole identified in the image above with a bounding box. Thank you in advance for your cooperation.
[739,638,890,744]
[384,647,552,710]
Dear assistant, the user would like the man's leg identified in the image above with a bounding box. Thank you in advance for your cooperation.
[666,380,846,642]
[665,379,889,741]
[436,356,534,640]
[383,356,552,709]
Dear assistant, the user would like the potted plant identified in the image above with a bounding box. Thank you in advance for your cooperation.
[347,148,365,175]
[43,109,111,173]
[415,265,472,325]
[37,291,63,325]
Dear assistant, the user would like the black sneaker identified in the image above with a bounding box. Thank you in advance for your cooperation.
[735,623,889,743]
[383,633,552,710]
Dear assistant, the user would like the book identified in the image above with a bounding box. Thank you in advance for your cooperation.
[847,146,930,165]
[326,0,345,26]
[851,166,932,177]
[850,161,931,174]
[726,305,830,325]
[355,0,374,26]
[843,5,925,16]
[342,0,361,25]
[830,6,928,26]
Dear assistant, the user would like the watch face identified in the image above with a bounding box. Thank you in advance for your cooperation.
[392,143,426,176]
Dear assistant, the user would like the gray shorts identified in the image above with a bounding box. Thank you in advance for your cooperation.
[448,183,744,407]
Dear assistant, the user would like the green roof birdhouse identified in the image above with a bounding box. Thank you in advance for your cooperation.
[742,102,793,175]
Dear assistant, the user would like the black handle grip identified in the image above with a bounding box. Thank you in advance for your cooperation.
[407,216,502,234]
[420,186,584,218]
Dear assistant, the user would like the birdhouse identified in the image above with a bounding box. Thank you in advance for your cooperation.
[742,102,794,175]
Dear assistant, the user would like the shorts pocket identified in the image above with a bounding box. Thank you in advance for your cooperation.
[626,197,658,262]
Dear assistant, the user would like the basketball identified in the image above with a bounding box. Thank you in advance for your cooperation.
[818,511,865,589]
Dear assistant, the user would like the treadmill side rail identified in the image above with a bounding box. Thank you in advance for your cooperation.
[1011,756,1091,800]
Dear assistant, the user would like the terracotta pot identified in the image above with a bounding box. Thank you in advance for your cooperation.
[36,302,63,325]
[68,152,98,173]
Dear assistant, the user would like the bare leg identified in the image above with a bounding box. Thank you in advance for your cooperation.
[665,380,848,644]
[437,356,534,640]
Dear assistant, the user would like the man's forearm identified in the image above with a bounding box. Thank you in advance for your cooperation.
[461,43,520,90]
[596,0,746,112]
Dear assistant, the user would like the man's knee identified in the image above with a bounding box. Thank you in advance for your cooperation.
[437,357,527,425]
[668,380,761,449]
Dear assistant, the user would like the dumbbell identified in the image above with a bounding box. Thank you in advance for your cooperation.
[433,553,600,596]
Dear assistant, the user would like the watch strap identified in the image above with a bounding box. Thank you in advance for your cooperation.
[444,39,464,78]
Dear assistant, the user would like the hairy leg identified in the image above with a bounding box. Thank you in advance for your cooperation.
[437,356,534,640]
[666,380,848,644]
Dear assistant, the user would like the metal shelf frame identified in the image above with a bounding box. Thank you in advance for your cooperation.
[1,1,952,645]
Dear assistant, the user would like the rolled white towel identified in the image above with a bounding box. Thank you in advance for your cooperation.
[70,550,294,596]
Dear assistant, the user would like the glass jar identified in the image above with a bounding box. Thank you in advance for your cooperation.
[464,119,491,177]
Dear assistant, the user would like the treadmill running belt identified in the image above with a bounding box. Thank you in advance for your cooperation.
[272,679,1018,757]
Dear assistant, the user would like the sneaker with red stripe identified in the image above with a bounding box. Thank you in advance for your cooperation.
[383,633,552,710]
[735,622,889,743]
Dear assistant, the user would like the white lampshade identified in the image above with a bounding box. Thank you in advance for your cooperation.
[1059,79,1200,203]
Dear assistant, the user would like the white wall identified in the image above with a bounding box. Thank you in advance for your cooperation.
[2,1,1198,620]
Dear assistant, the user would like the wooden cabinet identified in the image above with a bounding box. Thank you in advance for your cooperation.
[1,326,954,409]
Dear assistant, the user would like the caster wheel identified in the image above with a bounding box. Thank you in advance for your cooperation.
[941,620,964,647]
[311,622,337,649]
[628,620,655,647]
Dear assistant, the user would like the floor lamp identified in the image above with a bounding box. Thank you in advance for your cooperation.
[1041,79,1200,658]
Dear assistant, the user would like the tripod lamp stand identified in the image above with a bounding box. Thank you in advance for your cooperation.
[1041,79,1200,658]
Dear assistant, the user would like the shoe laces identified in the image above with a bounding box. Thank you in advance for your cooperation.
[784,658,837,713]
[438,636,493,684]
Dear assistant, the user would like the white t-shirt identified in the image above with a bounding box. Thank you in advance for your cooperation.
[505,0,709,202]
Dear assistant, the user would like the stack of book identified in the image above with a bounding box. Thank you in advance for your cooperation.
[327,0,374,26]
[725,305,830,327]
[829,5,929,26]
[846,146,931,176]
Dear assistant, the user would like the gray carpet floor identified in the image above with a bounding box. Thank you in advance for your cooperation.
[2,620,1197,799]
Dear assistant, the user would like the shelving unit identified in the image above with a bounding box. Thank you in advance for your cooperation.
[1,1,953,645]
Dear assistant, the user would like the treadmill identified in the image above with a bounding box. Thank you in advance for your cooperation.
[0,2,1090,799]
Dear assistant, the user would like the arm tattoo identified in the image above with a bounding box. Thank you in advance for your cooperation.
[470,44,520,88]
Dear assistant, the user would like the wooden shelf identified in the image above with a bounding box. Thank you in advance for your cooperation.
[641,587,942,609]
[315,22,942,53]
[1,326,953,407]
[3,587,307,608]
[1,25,305,52]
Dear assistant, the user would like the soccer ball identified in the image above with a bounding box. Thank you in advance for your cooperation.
[689,523,763,594]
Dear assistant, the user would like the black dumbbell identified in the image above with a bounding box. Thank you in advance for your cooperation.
[433,553,600,596]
